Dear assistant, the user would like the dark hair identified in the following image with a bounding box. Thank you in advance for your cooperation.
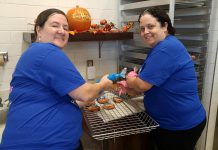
[34,8,67,37]
[138,7,175,35]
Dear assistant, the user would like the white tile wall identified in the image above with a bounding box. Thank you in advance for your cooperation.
[57,0,77,8]
[4,0,59,6]
[0,18,27,31]
[0,32,11,43]
[63,40,118,80]
[59,0,118,10]
[0,4,35,18]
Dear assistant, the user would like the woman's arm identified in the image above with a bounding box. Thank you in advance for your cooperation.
[68,75,112,102]
[126,76,153,92]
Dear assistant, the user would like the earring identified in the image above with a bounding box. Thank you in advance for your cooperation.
[38,37,41,42]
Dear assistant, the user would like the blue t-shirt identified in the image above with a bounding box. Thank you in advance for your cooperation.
[0,43,86,150]
[139,35,206,130]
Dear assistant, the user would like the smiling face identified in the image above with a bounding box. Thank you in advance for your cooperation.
[36,13,69,48]
[139,13,168,48]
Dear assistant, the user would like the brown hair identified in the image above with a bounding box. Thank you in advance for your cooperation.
[34,8,67,38]
[138,7,175,35]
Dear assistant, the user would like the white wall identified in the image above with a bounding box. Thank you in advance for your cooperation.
[198,0,218,149]
[0,0,119,99]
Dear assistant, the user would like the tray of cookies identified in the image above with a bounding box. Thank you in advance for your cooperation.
[85,91,144,122]
[83,91,159,140]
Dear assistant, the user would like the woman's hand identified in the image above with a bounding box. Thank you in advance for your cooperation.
[99,74,113,90]
[76,100,94,108]
[127,71,138,78]
[68,75,112,102]
[126,70,138,88]
[126,71,153,92]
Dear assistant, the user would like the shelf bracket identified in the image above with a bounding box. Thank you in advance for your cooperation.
[98,41,104,58]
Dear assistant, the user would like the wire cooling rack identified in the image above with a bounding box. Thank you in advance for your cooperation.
[83,92,159,140]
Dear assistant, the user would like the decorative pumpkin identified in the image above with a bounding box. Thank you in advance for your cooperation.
[66,5,91,32]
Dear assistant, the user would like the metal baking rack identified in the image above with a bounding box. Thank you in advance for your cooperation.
[83,110,159,140]
[83,91,159,140]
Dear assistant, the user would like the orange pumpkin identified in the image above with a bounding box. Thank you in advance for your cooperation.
[66,5,91,32]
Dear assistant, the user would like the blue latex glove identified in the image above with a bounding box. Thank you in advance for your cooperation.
[107,68,127,83]
[107,73,124,82]
[96,74,123,82]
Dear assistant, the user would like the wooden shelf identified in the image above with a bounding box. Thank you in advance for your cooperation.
[23,32,133,43]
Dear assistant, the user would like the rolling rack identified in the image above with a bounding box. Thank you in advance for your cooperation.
[118,0,211,99]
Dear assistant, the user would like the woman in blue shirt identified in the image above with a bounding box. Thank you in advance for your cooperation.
[0,8,112,150]
[126,7,206,150]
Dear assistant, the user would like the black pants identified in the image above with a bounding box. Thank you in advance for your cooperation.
[149,118,206,150]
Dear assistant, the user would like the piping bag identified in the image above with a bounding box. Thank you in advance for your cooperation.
[107,68,127,83]
[95,68,127,96]
[108,67,138,96]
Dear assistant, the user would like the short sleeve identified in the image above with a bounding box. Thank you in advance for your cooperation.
[139,50,179,86]
[36,50,85,96]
